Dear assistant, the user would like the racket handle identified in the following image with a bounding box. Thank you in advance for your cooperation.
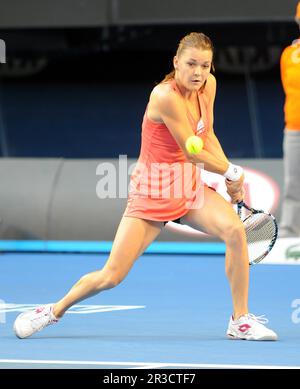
[237,201,244,217]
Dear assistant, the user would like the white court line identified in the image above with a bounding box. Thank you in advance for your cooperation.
[0,303,145,314]
[129,364,168,369]
[0,359,299,369]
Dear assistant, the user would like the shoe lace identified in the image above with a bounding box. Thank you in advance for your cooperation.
[246,313,269,324]
[31,307,57,330]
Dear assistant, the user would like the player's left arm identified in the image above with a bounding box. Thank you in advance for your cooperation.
[204,74,244,198]
[202,74,229,163]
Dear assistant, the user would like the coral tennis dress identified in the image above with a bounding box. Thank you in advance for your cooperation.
[124,79,210,222]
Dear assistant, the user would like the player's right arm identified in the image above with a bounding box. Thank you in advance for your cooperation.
[150,85,230,176]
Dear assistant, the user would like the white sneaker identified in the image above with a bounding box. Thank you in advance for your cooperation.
[13,304,58,339]
[226,313,278,341]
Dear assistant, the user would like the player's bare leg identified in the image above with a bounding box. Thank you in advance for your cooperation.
[13,216,162,338]
[181,186,249,319]
[53,216,163,317]
[181,187,277,340]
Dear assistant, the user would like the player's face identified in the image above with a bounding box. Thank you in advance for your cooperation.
[174,47,212,91]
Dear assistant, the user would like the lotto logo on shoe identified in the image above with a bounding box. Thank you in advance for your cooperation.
[35,307,45,314]
[238,324,251,332]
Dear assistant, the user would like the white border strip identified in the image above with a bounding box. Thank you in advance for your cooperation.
[0,359,299,369]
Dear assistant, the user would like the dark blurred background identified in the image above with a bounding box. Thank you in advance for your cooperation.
[0,0,299,159]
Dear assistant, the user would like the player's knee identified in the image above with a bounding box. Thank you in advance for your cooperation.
[78,270,121,292]
[105,274,123,289]
[222,220,245,244]
[98,269,124,290]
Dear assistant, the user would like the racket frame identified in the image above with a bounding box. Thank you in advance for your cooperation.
[237,201,278,265]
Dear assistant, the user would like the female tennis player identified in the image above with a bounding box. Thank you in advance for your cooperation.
[13,32,277,341]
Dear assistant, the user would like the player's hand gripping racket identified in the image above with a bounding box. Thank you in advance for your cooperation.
[237,201,278,265]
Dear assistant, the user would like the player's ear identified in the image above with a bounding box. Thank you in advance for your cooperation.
[173,56,178,70]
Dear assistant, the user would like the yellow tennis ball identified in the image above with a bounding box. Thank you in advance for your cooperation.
[185,136,204,154]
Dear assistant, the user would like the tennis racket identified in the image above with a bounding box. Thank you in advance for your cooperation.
[237,201,278,265]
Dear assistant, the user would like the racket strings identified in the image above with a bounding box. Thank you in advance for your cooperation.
[243,213,277,264]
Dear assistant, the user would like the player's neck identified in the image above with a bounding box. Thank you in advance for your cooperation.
[174,77,196,100]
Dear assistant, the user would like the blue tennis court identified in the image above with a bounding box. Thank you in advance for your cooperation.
[1,251,299,369]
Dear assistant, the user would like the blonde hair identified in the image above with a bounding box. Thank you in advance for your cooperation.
[161,32,214,90]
